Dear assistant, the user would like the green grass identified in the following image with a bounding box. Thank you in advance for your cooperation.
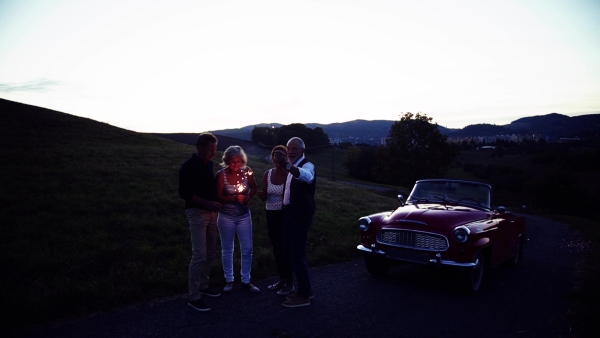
[0,100,398,332]
[551,215,600,337]
[1,99,598,336]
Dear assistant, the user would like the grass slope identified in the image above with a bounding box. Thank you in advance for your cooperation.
[0,98,397,332]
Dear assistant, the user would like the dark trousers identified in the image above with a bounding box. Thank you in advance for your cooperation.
[266,210,292,283]
[283,210,313,297]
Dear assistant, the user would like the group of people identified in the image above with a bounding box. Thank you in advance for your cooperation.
[178,133,316,312]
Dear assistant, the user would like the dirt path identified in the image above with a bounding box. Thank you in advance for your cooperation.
[16,214,582,337]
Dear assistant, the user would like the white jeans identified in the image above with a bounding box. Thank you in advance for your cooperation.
[217,211,254,283]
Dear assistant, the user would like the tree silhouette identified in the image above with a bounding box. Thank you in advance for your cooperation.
[373,112,459,187]
[251,123,330,152]
[343,145,377,181]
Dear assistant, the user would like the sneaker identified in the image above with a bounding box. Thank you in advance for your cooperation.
[223,282,234,292]
[286,289,314,300]
[276,286,295,296]
[240,282,260,293]
[282,295,310,308]
[267,281,285,291]
[188,299,211,312]
[199,287,221,297]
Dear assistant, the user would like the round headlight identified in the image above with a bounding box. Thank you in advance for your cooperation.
[358,217,371,231]
[453,226,470,243]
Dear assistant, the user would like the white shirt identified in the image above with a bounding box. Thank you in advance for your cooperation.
[283,155,315,206]
[265,168,284,211]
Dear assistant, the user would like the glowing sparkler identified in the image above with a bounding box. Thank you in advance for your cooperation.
[235,168,253,194]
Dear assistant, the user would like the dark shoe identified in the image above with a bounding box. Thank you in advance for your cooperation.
[286,289,314,300]
[241,282,260,293]
[188,299,211,312]
[282,295,310,308]
[199,287,221,297]
[223,282,234,292]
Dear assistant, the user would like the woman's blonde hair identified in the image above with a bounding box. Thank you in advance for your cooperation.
[220,145,248,168]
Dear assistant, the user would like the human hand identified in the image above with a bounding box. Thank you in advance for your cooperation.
[239,194,253,208]
[207,201,222,211]
[272,151,287,166]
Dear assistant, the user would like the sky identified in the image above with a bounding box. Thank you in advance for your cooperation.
[1,0,599,133]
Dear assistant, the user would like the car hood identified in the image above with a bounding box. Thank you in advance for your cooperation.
[381,203,491,232]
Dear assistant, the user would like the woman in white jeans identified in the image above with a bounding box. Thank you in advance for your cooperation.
[215,145,260,292]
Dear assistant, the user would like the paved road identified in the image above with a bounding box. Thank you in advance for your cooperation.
[17,214,582,338]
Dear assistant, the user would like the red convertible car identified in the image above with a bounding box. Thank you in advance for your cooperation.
[357,179,527,292]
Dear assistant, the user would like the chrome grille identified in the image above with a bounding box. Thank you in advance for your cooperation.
[377,229,448,251]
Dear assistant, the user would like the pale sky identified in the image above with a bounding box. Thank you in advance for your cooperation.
[1,0,599,133]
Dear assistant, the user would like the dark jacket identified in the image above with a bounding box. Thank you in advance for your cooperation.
[288,158,316,218]
[178,153,217,209]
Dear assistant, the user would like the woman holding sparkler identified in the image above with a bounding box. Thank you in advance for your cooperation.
[215,145,260,293]
[257,145,294,296]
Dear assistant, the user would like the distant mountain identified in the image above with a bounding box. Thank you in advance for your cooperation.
[204,113,600,145]
[305,120,396,144]
[506,113,600,138]
[203,123,282,141]
[447,113,600,139]
[202,120,395,145]
[149,132,264,153]
[2,97,596,145]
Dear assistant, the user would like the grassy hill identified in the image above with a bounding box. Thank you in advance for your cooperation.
[2,98,598,336]
[0,98,398,333]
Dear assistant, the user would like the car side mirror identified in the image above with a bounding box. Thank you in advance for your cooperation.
[397,194,405,206]
[496,206,507,214]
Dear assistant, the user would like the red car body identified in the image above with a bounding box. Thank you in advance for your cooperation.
[357,179,527,292]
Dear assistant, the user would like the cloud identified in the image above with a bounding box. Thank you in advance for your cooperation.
[0,79,59,92]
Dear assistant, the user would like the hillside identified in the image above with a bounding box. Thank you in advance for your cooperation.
[0,98,397,332]
[0,98,198,330]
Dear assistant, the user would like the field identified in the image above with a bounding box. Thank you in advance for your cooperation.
[0,98,598,335]
[0,100,398,332]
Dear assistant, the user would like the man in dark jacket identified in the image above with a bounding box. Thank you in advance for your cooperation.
[280,137,316,308]
[179,133,222,312]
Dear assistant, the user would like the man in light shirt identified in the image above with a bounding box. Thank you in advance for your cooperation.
[280,137,316,308]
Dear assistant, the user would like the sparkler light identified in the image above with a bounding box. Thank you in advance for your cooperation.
[234,167,253,195]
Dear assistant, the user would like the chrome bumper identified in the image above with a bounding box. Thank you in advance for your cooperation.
[357,244,476,268]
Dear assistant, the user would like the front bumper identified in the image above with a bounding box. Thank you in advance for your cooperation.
[357,244,476,268]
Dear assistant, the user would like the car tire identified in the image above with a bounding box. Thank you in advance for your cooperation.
[462,251,485,293]
[510,237,524,266]
[365,254,390,276]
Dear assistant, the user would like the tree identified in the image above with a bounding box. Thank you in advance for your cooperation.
[373,112,459,187]
[251,123,330,152]
[343,145,378,181]
[251,126,277,147]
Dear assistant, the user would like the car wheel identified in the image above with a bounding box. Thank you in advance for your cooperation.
[365,254,390,276]
[511,237,524,266]
[463,251,485,293]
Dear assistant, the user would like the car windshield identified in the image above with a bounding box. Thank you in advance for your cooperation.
[407,180,491,209]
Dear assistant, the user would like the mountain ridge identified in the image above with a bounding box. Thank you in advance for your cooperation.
[204,113,600,145]
[1,97,597,145]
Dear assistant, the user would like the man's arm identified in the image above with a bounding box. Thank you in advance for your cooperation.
[289,161,314,184]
